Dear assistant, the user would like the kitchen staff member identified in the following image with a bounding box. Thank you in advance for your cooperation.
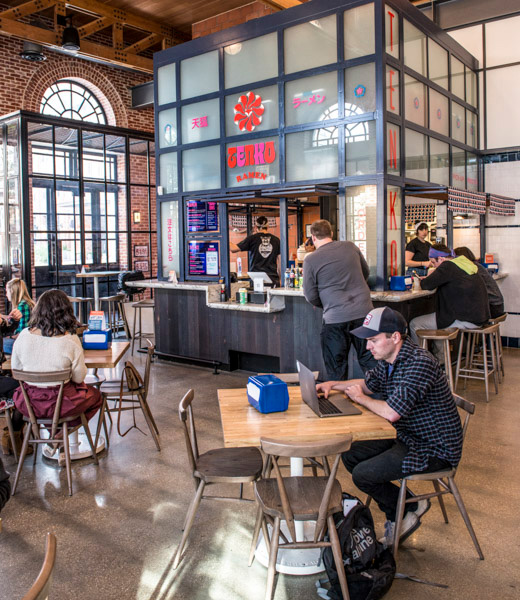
[230,216,281,286]
[405,223,432,276]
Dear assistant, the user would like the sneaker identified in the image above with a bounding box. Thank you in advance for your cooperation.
[379,512,421,547]
[414,499,431,519]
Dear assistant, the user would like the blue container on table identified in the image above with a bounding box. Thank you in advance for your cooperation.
[389,275,413,291]
[82,329,112,350]
[482,262,499,273]
[246,375,289,414]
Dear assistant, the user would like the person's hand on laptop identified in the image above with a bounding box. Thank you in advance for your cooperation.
[316,381,339,398]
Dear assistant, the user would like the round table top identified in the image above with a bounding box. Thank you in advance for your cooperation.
[75,271,122,278]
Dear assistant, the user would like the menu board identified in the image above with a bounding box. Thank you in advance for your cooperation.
[187,200,219,232]
[188,240,220,276]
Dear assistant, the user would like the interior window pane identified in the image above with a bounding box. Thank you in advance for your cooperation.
[284,15,337,75]
[452,147,466,187]
[224,33,278,89]
[485,15,520,67]
[345,63,376,115]
[429,138,449,185]
[451,102,465,144]
[466,68,477,107]
[346,185,377,285]
[451,56,465,100]
[129,138,148,185]
[181,99,220,145]
[386,66,399,115]
[387,186,402,276]
[429,89,449,137]
[82,131,105,180]
[226,85,278,136]
[28,122,53,176]
[346,120,376,176]
[466,152,478,191]
[285,71,338,127]
[404,20,426,76]
[344,3,375,60]
[55,127,78,178]
[466,110,477,148]
[428,39,448,89]
[158,63,176,105]
[404,75,427,127]
[183,145,220,191]
[180,51,219,100]
[159,152,178,195]
[7,122,18,177]
[105,135,126,183]
[385,5,399,59]
[226,136,279,188]
[161,200,180,277]
[387,123,400,175]
[406,129,428,181]
[286,128,338,182]
[158,109,177,149]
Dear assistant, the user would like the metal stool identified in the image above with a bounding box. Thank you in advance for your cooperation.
[131,299,155,355]
[455,323,500,402]
[417,328,459,391]
[68,296,93,325]
[100,293,126,336]
[489,313,507,382]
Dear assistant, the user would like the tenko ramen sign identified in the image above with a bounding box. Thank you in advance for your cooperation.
[234,91,264,132]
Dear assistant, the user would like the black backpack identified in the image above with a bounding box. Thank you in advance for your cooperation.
[319,493,395,600]
[118,270,145,298]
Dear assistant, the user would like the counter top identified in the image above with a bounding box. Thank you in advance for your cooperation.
[493,272,508,281]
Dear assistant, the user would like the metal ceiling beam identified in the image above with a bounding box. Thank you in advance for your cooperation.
[259,1,302,10]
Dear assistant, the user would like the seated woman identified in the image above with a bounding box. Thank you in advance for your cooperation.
[11,290,102,429]
[2,278,35,355]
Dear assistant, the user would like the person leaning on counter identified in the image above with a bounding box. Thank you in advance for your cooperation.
[405,223,432,277]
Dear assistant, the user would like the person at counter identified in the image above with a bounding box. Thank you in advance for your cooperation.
[454,247,505,319]
[317,307,462,547]
[230,216,281,286]
[303,219,376,379]
[410,244,490,361]
[405,223,432,276]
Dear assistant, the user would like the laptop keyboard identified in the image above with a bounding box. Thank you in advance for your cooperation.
[318,396,342,415]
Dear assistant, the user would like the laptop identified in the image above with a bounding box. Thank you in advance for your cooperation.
[296,360,362,418]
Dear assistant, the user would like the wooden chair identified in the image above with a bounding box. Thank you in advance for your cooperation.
[95,340,158,450]
[390,394,483,561]
[416,328,459,391]
[11,369,99,496]
[252,436,353,600]
[22,532,57,600]
[0,405,18,462]
[100,293,126,336]
[173,389,263,569]
[131,299,155,355]
[489,313,507,382]
[67,296,93,325]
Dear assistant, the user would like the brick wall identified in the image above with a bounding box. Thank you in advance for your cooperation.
[0,35,154,132]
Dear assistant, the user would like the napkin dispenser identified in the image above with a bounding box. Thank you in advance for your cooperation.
[482,262,499,273]
[389,275,413,291]
[246,375,289,414]
[82,328,112,350]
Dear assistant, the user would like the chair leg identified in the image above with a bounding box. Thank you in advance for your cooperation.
[489,334,499,394]
[482,333,490,403]
[433,480,449,523]
[365,495,372,508]
[62,423,73,496]
[5,410,18,463]
[11,423,32,495]
[249,505,263,567]
[131,305,137,355]
[80,414,99,465]
[328,514,350,600]
[94,397,107,451]
[448,477,484,560]
[265,516,280,600]
[494,331,502,383]
[32,426,38,466]
[173,480,205,569]
[139,397,161,451]
[392,480,408,559]
[455,331,464,391]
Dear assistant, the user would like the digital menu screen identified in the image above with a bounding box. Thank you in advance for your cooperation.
[187,200,219,232]
[187,240,220,277]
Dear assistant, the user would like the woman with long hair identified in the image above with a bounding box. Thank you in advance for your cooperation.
[6,278,35,335]
[11,290,102,428]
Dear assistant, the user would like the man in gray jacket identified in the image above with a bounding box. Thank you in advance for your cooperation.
[303,219,376,379]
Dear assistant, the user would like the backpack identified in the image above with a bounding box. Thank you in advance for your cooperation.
[318,493,395,600]
[118,270,145,297]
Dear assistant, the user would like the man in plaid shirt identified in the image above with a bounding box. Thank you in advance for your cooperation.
[317,306,463,547]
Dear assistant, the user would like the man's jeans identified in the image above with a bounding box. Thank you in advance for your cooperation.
[409,312,479,361]
[342,439,451,521]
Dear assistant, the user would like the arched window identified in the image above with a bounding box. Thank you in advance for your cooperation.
[40,80,106,124]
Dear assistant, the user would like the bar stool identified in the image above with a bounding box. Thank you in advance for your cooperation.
[416,328,459,391]
[100,293,126,336]
[68,296,93,325]
[131,299,155,355]
[489,313,507,382]
[455,323,500,402]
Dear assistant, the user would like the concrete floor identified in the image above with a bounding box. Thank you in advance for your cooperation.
[1,348,520,600]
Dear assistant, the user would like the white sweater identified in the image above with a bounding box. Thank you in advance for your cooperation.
[11,329,87,387]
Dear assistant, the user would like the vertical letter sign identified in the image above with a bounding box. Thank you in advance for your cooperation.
[387,187,401,277]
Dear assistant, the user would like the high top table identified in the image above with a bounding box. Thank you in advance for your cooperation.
[76,270,122,311]
[218,386,395,575]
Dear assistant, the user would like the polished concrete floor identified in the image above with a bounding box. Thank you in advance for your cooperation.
[1,348,520,600]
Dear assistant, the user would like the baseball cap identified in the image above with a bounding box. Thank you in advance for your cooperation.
[351,307,407,339]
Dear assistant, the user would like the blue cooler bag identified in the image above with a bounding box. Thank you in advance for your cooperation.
[247,375,289,414]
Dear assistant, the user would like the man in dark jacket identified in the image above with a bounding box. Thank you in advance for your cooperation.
[410,244,490,360]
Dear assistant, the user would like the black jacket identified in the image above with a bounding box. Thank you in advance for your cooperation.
[420,260,490,329]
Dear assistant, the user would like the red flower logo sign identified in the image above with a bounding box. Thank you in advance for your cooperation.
[234,92,264,132]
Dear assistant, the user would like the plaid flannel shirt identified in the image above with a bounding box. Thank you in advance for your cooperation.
[15,300,32,335]
[365,337,463,474]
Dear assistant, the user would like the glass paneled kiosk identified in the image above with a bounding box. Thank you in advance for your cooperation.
[149,0,480,374]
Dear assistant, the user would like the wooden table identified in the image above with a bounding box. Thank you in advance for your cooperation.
[217,386,395,575]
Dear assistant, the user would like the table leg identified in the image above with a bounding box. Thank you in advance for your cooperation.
[254,456,324,575]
